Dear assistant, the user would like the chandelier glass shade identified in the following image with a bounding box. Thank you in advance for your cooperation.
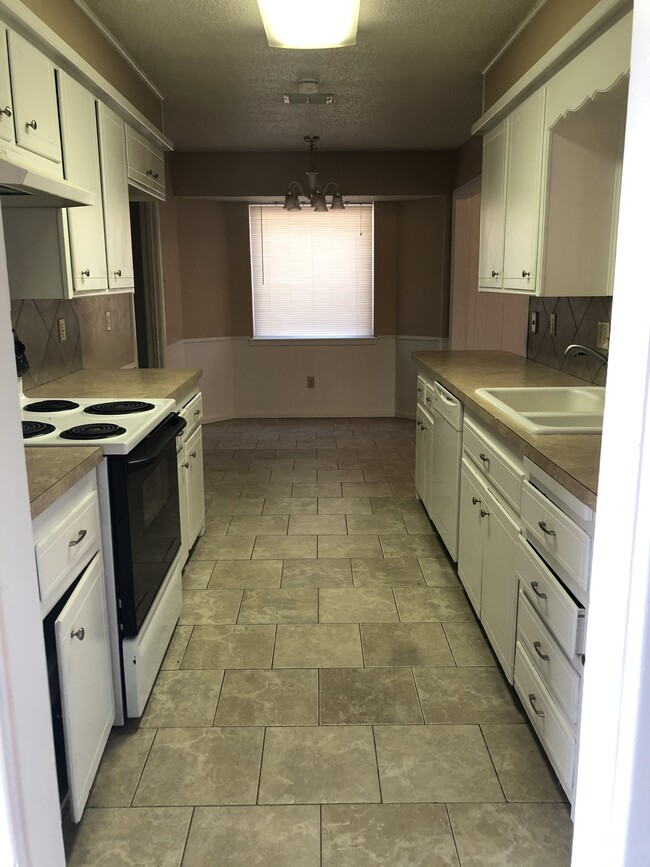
[284,136,345,212]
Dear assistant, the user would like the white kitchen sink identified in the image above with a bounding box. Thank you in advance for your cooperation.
[475,386,605,434]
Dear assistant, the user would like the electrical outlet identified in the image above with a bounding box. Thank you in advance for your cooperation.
[596,321,610,350]
[57,318,66,342]
[307,376,315,388]
[549,312,557,336]
[530,311,539,334]
[105,311,111,332]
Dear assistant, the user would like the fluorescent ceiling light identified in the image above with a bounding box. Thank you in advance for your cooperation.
[257,0,360,49]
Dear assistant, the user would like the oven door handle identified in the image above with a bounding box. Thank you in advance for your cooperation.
[127,413,187,469]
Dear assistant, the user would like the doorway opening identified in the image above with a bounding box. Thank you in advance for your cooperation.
[129,201,166,369]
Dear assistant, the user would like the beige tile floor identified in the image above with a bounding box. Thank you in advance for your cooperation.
[64,417,574,866]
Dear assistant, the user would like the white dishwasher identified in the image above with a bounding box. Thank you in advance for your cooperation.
[428,381,463,561]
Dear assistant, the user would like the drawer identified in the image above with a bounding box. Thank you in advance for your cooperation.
[514,641,577,798]
[179,392,203,436]
[35,490,101,608]
[423,381,435,413]
[516,536,586,658]
[517,589,582,725]
[463,416,524,512]
[416,376,427,406]
[522,480,592,592]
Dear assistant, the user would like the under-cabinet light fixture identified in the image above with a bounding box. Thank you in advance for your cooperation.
[257,0,360,49]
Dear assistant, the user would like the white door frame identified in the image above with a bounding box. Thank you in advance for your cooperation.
[572,2,650,863]
[0,204,65,865]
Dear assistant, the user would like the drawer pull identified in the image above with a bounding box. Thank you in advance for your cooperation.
[194,409,201,417]
[538,521,557,537]
[426,397,431,404]
[472,497,481,506]
[528,693,545,718]
[530,581,548,600]
[533,640,550,661]
[479,453,490,467]
[68,529,87,547]
[71,627,85,641]
[480,509,490,518]
[417,387,422,395]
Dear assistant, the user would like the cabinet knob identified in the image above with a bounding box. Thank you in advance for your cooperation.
[70,627,85,641]
[183,461,190,469]
[25,119,37,130]
[114,269,122,277]
[153,173,159,180]
[472,497,481,505]
[533,640,550,661]
[491,270,499,278]
[527,693,545,718]
[0,105,11,117]
[530,580,548,600]
[190,451,197,459]
[146,169,153,176]
[68,529,87,547]
[522,270,531,278]
[480,509,489,518]
[81,269,90,277]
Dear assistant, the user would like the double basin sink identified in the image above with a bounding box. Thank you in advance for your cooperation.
[475,386,605,434]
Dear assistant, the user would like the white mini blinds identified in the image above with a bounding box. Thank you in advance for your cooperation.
[249,204,373,338]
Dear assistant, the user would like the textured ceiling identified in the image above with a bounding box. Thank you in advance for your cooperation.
[82,0,539,151]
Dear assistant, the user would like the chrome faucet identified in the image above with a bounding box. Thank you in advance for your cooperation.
[564,344,608,366]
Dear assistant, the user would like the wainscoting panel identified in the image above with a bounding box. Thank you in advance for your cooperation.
[168,336,446,422]
[395,336,448,419]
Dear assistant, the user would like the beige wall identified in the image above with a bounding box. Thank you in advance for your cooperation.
[484,0,602,109]
[158,159,184,346]
[21,0,163,126]
[455,136,482,189]
[171,151,457,199]
[164,195,449,342]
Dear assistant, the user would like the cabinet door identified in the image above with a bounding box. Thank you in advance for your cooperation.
[478,120,507,290]
[415,412,428,500]
[148,145,165,198]
[177,446,190,568]
[54,553,115,822]
[503,89,546,292]
[0,29,14,145]
[422,415,437,521]
[457,460,486,615]
[7,31,61,164]
[58,73,108,294]
[97,104,134,291]
[480,489,519,683]
[125,125,150,188]
[186,425,205,548]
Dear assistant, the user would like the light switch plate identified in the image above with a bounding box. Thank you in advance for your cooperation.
[105,311,111,332]
[549,312,557,336]
[596,321,610,350]
[530,311,538,334]
[57,318,66,342]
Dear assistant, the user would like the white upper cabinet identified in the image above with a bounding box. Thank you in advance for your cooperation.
[97,104,134,291]
[126,125,166,201]
[477,120,507,290]
[58,73,109,294]
[0,27,14,145]
[7,30,61,165]
[477,11,631,298]
[502,90,545,292]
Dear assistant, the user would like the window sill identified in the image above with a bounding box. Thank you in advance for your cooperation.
[248,338,379,347]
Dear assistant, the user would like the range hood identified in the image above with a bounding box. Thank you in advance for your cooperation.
[0,158,94,208]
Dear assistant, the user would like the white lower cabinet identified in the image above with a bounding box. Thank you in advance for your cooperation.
[186,424,205,547]
[415,406,434,518]
[457,456,518,681]
[54,552,114,822]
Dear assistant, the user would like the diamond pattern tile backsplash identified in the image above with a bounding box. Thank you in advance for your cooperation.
[11,294,136,389]
[527,296,611,385]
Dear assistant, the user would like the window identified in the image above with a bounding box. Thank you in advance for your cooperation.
[249,203,373,339]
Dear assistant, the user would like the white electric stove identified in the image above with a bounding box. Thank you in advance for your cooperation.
[20,388,185,723]
[21,396,176,453]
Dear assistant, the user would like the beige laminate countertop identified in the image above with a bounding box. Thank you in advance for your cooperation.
[25,368,202,407]
[26,447,102,519]
[413,351,601,510]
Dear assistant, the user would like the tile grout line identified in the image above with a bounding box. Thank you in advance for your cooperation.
[370,726,384,805]
[270,624,278,669]
[409,667,427,725]
[178,805,196,866]
[129,727,159,807]
[478,723,508,803]
[211,669,227,726]
[445,803,464,867]
[255,726,268,806]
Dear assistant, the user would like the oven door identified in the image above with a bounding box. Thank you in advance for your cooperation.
[109,413,186,637]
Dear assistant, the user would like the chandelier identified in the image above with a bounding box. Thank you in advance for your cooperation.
[283,136,345,212]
